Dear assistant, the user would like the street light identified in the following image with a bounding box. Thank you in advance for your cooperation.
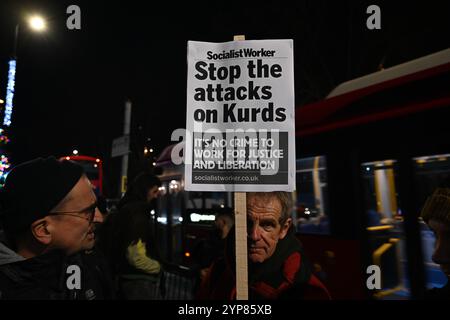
[28,16,47,32]
[13,14,48,58]
[3,14,48,128]
[0,13,48,185]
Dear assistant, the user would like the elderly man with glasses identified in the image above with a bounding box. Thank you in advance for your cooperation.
[0,156,111,299]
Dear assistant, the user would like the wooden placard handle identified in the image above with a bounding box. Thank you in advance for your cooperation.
[233,34,248,300]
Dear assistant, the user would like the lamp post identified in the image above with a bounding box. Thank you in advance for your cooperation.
[13,16,47,58]
[3,15,47,128]
[0,15,47,185]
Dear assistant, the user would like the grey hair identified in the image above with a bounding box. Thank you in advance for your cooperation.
[247,192,293,225]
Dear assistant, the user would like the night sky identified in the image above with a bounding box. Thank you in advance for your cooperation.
[0,0,449,195]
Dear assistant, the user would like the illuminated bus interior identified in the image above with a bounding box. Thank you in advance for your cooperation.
[295,156,330,235]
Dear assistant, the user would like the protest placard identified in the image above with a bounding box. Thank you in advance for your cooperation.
[185,39,295,192]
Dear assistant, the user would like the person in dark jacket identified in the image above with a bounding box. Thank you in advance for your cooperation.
[197,192,330,300]
[0,156,112,300]
[421,187,450,299]
[105,172,163,299]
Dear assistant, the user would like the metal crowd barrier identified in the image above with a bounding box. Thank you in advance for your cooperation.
[158,263,199,300]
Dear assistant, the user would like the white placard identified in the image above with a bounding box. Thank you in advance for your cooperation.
[185,40,295,192]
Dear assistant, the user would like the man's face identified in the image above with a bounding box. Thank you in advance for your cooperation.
[147,186,160,202]
[247,194,291,263]
[47,176,103,255]
[428,219,450,279]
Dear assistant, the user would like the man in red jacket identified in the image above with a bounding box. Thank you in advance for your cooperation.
[198,192,330,300]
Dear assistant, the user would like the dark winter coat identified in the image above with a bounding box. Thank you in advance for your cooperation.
[0,242,114,300]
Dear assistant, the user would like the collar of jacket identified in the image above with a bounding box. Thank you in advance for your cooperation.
[223,227,312,297]
[0,241,25,266]
[248,228,311,285]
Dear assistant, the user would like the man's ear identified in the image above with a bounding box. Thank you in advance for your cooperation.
[279,218,292,240]
[30,217,52,245]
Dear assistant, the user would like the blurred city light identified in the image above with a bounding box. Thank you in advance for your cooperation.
[28,16,46,32]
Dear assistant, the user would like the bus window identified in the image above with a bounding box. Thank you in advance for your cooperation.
[79,161,99,180]
[413,154,450,290]
[156,180,169,261]
[186,191,230,210]
[60,155,103,195]
[361,160,410,299]
[155,178,186,264]
[295,156,330,235]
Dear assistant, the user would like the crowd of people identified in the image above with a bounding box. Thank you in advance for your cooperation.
[0,156,448,300]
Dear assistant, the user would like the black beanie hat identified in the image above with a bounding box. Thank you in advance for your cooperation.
[0,156,84,236]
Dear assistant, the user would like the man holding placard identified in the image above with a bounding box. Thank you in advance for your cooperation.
[186,39,328,299]
[197,192,330,299]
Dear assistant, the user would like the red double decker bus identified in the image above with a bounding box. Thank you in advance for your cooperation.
[61,155,103,195]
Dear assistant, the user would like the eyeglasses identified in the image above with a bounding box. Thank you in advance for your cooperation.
[49,202,97,224]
